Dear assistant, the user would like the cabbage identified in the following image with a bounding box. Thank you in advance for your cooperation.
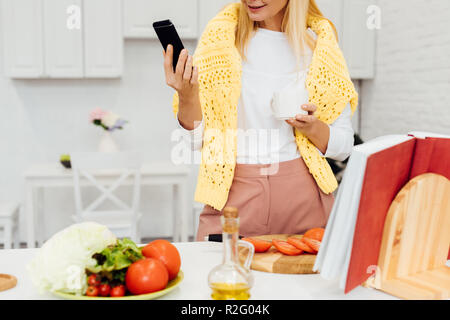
[28,222,117,295]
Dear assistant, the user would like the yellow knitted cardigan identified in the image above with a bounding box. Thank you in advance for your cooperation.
[173,2,358,211]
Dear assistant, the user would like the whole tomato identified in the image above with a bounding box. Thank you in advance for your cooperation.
[125,258,169,295]
[110,284,126,297]
[87,274,101,287]
[85,285,99,297]
[98,283,111,297]
[142,239,181,280]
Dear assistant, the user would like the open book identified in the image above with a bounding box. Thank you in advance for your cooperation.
[313,131,450,293]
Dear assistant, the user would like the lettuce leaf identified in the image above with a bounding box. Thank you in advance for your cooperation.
[87,238,143,280]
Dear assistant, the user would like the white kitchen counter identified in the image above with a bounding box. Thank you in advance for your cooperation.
[0,242,398,300]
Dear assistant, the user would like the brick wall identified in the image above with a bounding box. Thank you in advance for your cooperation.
[360,0,450,140]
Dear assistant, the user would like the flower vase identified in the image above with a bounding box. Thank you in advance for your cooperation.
[98,131,119,153]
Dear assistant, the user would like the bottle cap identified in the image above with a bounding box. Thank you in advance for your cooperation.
[222,207,238,218]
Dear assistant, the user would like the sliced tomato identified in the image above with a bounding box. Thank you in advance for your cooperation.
[304,228,325,241]
[302,237,321,253]
[287,237,316,254]
[242,238,272,253]
[272,239,303,256]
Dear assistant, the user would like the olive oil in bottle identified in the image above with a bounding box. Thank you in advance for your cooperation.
[207,207,254,300]
[210,282,251,300]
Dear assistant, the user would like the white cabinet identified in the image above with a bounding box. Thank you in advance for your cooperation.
[1,0,44,78]
[341,0,376,79]
[43,0,83,78]
[123,0,199,39]
[2,0,122,78]
[316,0,376,79]
[83,0,123,78]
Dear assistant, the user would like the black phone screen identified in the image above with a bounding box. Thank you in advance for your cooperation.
[153,20,185,72]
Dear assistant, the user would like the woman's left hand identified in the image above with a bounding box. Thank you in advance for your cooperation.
[285,104,319,136]
[286,104,330,154]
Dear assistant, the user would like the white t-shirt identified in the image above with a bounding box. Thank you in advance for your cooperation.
[178,28,354,163]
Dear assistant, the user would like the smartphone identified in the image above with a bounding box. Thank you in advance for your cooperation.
[153,20,185,72]
[204,234,244,242]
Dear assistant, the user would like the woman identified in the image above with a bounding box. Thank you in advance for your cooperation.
[163,1,358,240]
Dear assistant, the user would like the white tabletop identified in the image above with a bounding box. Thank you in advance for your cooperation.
[0,242,398,300]
[23,163,190,178]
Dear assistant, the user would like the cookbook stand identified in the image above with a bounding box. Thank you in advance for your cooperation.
[365,173,450,299]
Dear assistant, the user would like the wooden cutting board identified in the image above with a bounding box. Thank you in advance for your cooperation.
[238,234,317,274]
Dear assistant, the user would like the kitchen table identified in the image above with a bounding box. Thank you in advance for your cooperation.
[0,242,403,300]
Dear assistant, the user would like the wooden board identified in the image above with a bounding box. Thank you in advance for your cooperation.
[0,274,17,292]
[238,234,317,274]
[375,173,450,300]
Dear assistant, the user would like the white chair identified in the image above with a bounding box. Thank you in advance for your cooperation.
[0,203,21,249]
[70,151,143,243]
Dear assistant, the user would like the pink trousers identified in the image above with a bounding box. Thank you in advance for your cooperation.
[196,157,335,241]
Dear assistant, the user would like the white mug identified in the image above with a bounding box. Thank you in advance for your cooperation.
[270,78,309,120]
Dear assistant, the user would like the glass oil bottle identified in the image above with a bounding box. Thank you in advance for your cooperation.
[207,207,255,300]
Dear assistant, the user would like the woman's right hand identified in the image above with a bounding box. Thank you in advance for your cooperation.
[163,45,202,130]
[163,44,199,101]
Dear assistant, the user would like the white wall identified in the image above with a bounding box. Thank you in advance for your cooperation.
[0,11,200,240]
[359,0,450,140]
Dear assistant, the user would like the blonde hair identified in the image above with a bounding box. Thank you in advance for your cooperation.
[236,0,337,69]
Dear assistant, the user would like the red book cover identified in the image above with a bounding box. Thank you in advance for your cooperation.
[344,136,450,293]
[344,139,416,293]
[409,137,450,180]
